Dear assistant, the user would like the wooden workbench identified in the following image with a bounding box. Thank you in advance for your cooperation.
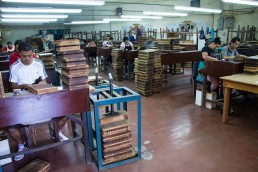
[220,73,258,123]
[0,88,91,163]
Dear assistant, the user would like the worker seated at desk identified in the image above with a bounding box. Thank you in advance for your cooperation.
[41,34,55,53]
[221,36,244,61]
[2,41,15,53]
[144,35,156,49]
[8,42,68,161]
[9,40,36,66]
[197,37,221,91]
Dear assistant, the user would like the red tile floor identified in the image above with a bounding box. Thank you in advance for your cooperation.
[2,71,258,172]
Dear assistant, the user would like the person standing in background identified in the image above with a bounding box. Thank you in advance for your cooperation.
[128,30,135,42]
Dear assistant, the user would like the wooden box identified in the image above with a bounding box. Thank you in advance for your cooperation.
[27,84,58,95]
[18,159,50,172]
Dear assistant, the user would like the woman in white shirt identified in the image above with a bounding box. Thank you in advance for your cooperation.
[120,37,134,51]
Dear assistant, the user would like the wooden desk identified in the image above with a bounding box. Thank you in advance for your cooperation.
[96,47,112,72]
[220,74,258,123]
[161,50,201,65]
[0,60,9,71]
[0,89,91,163]
[123,50,138,81]
[161,50,201,84]
[200,61,244,108]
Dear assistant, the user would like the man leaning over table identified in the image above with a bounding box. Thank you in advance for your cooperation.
[8,42,68,161]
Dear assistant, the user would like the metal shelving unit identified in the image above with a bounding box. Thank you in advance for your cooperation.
[87,86,141,170]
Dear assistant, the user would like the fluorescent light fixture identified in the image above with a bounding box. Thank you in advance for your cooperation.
[174,6,222,13]
[1,8,82,13]
[103,18,142,22]
[143,11,188,16]
[64,20,109,25]
[1,19,57,22]
[2,0,105,5]
[222,0,258,6]
[121,15,162,19]
[1,14,68,18]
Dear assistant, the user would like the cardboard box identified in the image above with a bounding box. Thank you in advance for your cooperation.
[0,131,12,165]
[195,90,217,109]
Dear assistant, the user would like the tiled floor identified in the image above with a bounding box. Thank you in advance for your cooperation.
[3,71,258,172]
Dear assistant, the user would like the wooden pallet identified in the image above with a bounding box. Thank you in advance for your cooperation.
[27,84,58,95]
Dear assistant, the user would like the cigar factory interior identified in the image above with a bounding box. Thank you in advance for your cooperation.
[0,0,258,172]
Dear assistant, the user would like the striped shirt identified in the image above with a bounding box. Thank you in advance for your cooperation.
[9,58,48,85]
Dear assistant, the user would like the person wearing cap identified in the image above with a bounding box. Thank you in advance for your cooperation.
[2,41,15,53]
[41,35,55,53]
[144,36,155,49]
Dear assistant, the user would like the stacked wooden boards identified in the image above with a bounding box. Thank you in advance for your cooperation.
[0,73,5,98]
[136,50,155,96]
[244,56,258,74]
[152,50,162,93]
[55,39,81,67]
[111,49,124,81]
[134,58,138,88]
[137,36,147,48]
[100,110,136,165]
[157,39,171,50]
[56,39,89,90]
[38,53,55,69]
[167,32,180,39]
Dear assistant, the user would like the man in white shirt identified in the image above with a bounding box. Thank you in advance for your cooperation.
[8,42,67,162]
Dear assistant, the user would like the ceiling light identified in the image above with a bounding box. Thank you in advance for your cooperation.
[64,20,110,25]
[174,6,222,13]
[2,0,105,5]
[1,14,68,18]
[121,15,162,19]
[103,18,142,22]
[143,11,188,16]
[1,19,57,22]
[221,0,258,6]
[1,8,82,13]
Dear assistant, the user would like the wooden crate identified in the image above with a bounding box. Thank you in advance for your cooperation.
[27,84,58,95]
[18,159,50,172]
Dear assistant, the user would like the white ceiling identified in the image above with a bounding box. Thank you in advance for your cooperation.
[0,0,257,25]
